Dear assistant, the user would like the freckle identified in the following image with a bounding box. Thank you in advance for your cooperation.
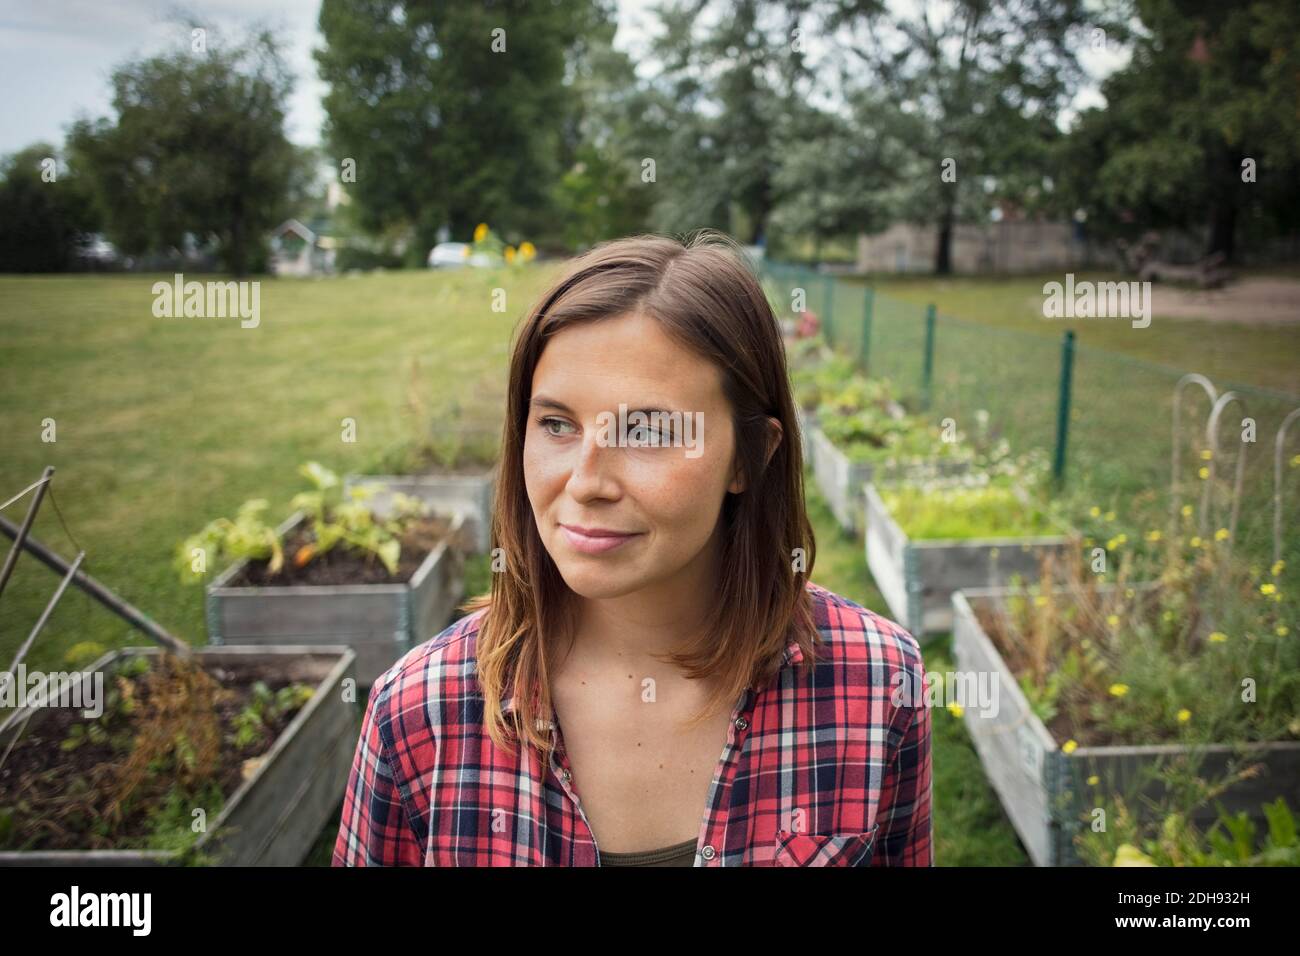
[627,674,633,679]
[659,764,664,769]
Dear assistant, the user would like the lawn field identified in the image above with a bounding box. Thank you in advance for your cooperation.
[848,272,1300,396]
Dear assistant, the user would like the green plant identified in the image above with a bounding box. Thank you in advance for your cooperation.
[230,680,315,750]
[176,498,282,583]
[1085,792,1300,867]
[177,461,431,581]
[880,482,1064,540]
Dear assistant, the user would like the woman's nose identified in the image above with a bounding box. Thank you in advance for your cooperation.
[565,423,621,501]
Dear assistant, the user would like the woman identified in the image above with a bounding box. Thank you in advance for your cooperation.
[333,232,932,867]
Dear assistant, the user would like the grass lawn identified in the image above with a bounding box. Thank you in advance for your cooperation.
[854,272,1300,396]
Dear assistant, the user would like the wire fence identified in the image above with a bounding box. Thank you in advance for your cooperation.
[760,259,1300,568]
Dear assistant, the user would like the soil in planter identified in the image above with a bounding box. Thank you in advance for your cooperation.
[0,653,315,854]
[232,514,460,587]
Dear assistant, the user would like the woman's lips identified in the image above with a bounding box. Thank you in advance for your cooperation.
[559,524,641,555]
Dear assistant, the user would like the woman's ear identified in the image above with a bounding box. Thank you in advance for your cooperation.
[727,416,783,494]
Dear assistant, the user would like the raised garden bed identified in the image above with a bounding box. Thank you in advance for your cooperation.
[864,482,1071,635]
[0,644,358,865]
[344,465,496,554]
[952,587,1300,866]
[809,422,970,533]
[207,510,466,687]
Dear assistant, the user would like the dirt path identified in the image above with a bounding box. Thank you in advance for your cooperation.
[1149,277,1300,325]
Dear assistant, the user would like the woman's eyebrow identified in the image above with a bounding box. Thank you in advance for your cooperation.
[529,395,574,414]
[529,395,688,418]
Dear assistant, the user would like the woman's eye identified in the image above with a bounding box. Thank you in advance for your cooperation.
[628,425,667,446]
[539,416,575,437]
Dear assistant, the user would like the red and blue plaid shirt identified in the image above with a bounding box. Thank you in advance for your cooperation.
[333,581,933,866]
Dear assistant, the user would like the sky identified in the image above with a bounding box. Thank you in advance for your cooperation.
[0,0,1121,157]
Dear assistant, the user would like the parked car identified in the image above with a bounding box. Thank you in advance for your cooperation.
[427,242,495,268]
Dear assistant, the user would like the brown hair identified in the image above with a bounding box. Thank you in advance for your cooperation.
[464,230,819,755]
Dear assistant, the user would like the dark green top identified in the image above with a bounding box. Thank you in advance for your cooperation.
[599,836,698,867]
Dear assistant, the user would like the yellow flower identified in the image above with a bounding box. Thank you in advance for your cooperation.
[1272,560,1285,577]
[1181,504,1193,518]
[1062,739,1078,754]
[1106,534,1126,550]
[1292,453,1300,467]
[504,245,516,263]
[1209,631,1228,643]
[519,240,536,261]
[1087,774,1099,786]
[474,222,488,243]
[1177,708,1191,723]
[1125,588,1135,598]
[947,701,964,718]
[1089,506,1101,518]
[1277,625,1290,637]
[1104,511,1116,522]
[1034,595,1049,607]
[1190,536,1202,548]
[1198,466,1209,480]
[1260,583,1277,596]
[1109,683,1130,697]
[1107,614,1120,627]
[1199,449,1213,461]
[1214,528,1229,542]
[1145,530,1161,542]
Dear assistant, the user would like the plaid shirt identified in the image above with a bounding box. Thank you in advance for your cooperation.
[333,581,933,866]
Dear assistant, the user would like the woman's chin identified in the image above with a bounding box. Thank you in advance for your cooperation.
[554,562,644,600]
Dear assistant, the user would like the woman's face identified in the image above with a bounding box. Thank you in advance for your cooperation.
[523,311,743,601]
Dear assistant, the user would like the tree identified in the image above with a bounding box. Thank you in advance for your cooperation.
[0,144,99,272]
[823,0,1100,273]
[1055,0,1300,262]
[316,0,606,260]
[636,0,808,243]
[67,28,297,276]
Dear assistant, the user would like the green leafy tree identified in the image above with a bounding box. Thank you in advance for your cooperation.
[67,28,297,276]
[823,0,1101,273]
[1055,0,1300,261]
[0,144,99,272]
[316,0,607,261]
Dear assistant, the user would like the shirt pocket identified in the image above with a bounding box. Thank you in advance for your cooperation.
[772,823,880,867]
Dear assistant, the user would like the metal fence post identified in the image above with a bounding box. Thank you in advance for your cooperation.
[1052,330,1076,485]
[860,287,874,373]
[823,275,835,346]
[921,304,936,409]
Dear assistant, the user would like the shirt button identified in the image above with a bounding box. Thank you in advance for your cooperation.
[701,845,716,861]
[561,768,572,783]
[735,717,749,731]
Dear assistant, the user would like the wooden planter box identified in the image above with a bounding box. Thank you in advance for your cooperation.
[207,511,466,687]
[952,588,1300,866]
[344,466,496,554]
[0,644,358,866]
[863,482,1071,635]
[809,424,969,534]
